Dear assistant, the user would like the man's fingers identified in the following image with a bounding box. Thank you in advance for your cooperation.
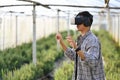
[66,37,73,42]
[66,36,72,39]
[66,39,73,42]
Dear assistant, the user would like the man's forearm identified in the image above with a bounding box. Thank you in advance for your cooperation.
[59,39,67,52]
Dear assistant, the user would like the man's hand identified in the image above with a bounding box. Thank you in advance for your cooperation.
[77,50,85,60]
[66,36,77,49]
[56,33,63,41]
[56,33,67,51]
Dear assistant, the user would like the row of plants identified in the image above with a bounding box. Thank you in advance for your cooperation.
[0,30,74,80]
[95,30,120,80]
[54,61,74,80]
[54,30,120,80]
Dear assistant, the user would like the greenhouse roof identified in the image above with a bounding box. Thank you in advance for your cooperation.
[0,0,120,16]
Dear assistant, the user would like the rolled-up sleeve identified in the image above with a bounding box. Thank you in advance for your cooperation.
[84,39,100,68]
[64,47,76,61]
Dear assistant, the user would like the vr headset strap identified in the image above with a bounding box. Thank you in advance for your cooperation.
[75,52,78,80]
[75,47,81,80]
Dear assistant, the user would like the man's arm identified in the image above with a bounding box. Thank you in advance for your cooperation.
[84,39,100,67]
[59,39,67,52]
[56,33,76,61]
[56,33,67,51]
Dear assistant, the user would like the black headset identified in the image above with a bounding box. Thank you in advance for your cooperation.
[75,15,92,27]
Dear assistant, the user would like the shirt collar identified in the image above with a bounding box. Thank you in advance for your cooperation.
[81,30,91,40]
[78,30,92,41]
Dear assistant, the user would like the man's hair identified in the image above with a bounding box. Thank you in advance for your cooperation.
[75,11,93,27]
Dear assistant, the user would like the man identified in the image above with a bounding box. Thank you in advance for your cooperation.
[56,11,105,80]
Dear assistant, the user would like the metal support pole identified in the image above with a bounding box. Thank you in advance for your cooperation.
[118,15,120,46]
[18,0,51,65]
[57,9,60,51]
[16,15,18,46]
[98,12,102,30]
[67,11,70,36]
[43,17,46,37]
[0,17,2,49]
[3,16,5,50]
[115,15,117,42]
[2,12,8,50]
[106,8,111,32]
[113,15,116,39]
[57,9,60,32]
[10,11,12,31]
[118,15,119,45]
[112,15,115,39]
[32,4,36,65]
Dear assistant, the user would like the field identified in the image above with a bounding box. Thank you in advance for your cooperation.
[0,30,120,80]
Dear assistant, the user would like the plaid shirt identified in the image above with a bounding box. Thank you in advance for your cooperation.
[65,31,105,80]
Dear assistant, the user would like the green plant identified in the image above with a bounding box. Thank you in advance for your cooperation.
[54,61,74,80]
[1,30,74,80]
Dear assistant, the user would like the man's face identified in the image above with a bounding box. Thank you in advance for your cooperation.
[76,24,86,31]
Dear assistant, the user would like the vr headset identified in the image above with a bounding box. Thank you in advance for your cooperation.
[71,15,91,27]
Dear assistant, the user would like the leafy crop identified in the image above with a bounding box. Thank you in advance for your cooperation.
[0,30,74,80]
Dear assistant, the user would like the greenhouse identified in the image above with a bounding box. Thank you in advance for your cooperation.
[0,0,120,80]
